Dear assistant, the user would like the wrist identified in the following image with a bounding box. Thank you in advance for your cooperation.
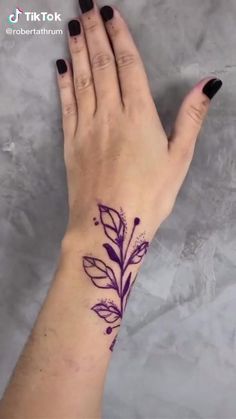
[58,203,155,352]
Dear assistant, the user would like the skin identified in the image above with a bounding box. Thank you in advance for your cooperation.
[0,2,220,418]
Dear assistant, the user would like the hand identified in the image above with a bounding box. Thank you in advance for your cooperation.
[56,1,222,245]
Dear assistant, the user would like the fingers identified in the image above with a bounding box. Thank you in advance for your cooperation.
[78,1,122,109]
[100,6,152,107]
[68,19,96,118]
[169,78,223,161]
[56,59,77,139]
[66,1,154,116]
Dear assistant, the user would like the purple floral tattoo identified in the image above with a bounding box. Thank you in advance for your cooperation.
[83,204,149,351]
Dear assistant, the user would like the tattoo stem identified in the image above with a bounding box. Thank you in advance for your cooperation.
[124,221,137,264]
[120,218,140,316]
[120,243,125,316]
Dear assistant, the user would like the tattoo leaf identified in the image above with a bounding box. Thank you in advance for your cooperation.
[99,204,125,245]
[103,243,120,264]
[123,273,131,298]
[83,257,117,290]
[128,242,149,265]
[92,302,121,324]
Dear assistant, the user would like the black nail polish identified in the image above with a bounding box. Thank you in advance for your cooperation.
[203,78,223,100]
[100,5,114,22]
[68,20,81,36]
[79,0,94,13]
[56,59,67,75]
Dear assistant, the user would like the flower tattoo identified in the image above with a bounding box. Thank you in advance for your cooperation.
[83,205,149,351]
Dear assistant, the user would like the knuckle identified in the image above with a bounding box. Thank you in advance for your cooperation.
[71,42,85,55]
[74,74,93,92]
[116,52,138,69]
[91,52,114,70]
[84,19,99,33]
[63,103,77,118]
[109,22,125,39]
[187,100,208,126]
[110,25,121,39]
[96,107,118,126]
[60,81,72,91]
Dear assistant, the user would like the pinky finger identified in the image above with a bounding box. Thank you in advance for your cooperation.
[56,59,77,139]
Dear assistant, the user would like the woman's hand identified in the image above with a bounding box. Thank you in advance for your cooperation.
[0,3,223,418]
[57,1,222,246]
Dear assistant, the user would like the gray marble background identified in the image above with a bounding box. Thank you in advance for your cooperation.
[0,0,236,418]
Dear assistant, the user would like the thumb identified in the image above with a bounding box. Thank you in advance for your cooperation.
[169,78,222,159]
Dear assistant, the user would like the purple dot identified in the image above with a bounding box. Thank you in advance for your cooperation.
[95,221,99,226]
[134,217,140,226]
[106,327,113,335]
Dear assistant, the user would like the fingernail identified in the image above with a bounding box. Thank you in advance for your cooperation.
[100,5,114,22]
[56,59,67,75]
[79,0,94,13]
[203,78,223,100]
[68,20,81,37]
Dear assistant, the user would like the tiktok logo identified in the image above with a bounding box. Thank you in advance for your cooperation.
[8,7,23,24]
[7,8,61,23]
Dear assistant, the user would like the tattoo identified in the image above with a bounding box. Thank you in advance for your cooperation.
[83,204,149,351]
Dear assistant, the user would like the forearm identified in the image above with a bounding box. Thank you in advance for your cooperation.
[1,249,113,418]
[0,206,152,419]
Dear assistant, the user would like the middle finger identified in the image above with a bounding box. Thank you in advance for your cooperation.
[79,0,122,110]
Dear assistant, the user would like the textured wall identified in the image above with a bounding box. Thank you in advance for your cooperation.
[1,0,236,418]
